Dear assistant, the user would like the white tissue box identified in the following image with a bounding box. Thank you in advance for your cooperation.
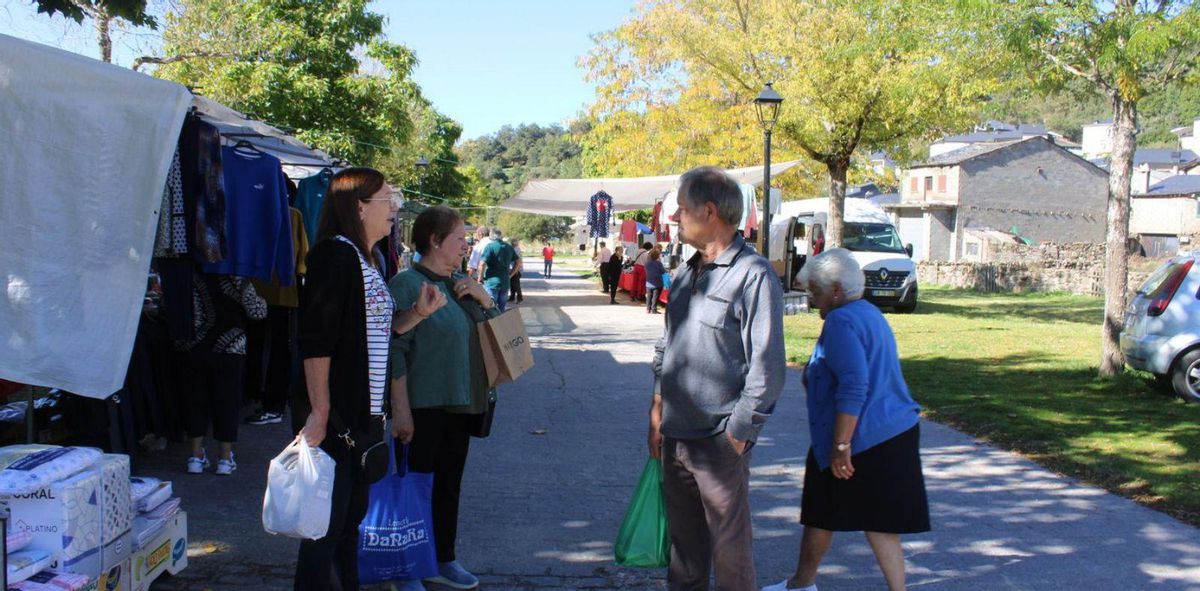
[2,468,102,564]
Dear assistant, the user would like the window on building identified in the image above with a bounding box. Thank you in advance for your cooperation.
[966,242,980,257]
[1195,199,1200,218]
[910,177,918,193]
[937,175,947,193]
[924,176,933,191]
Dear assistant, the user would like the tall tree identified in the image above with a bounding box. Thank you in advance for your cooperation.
[150,0,417,165]
[30,0,156,63]
[583,0,998,246]
[979,0,1200,376]
[373,97,468,204]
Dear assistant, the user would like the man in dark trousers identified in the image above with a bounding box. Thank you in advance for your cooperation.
[648,166,786,591]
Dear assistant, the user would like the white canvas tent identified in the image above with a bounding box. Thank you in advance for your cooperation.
[0,34,336,399]
[0,33,192,398]
[499,160,805,216]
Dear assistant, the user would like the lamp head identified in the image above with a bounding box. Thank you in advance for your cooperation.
[754,83,784,130]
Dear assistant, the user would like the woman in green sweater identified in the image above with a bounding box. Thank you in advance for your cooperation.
[389,205,496,591]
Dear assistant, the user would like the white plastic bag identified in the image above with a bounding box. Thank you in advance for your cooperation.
[263,436,336,540]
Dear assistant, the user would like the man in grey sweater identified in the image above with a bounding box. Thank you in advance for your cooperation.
[649,166,786,590]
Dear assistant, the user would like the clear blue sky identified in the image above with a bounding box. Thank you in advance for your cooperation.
[0,0,636,141]
[384,1,636,140]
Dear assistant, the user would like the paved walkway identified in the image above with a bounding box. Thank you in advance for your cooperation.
[146,263,1200,590]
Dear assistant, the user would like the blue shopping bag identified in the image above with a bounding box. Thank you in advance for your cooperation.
[358,438,439,584]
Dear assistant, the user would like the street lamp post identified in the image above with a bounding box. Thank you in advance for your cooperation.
[415,155,429,197]
[754,83,783,264]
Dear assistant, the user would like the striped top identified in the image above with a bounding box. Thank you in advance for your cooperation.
[334,235,393,416]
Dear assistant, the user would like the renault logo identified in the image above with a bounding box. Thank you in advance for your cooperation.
[879,268,890,281]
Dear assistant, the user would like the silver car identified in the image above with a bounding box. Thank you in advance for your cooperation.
[1121,253,1200,402]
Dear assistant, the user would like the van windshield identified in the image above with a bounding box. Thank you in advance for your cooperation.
[843,223,907,254]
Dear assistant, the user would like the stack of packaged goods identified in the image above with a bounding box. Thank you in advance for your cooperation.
[0,445,134,589]
[128,478,179,551]
[126,477,188,591]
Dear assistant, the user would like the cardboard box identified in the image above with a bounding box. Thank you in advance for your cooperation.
[47,528,132,578]
[78,558,131,591]
[129,511,187,591]
[95,455,133,544]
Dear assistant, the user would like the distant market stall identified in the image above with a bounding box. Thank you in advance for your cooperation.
[498,160,805,216]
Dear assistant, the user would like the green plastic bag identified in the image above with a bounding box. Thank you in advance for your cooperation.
[614,457,670,568]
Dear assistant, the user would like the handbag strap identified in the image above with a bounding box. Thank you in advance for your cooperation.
[411,264,496,323]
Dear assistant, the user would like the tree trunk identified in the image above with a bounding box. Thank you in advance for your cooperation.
[1099,97,1136,377]
[96,15,112,63]
[826,158,850,248]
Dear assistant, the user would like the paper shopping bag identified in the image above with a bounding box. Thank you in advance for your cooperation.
[480,309,534,386]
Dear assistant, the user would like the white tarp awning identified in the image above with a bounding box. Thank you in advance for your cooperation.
[0,33,193,398]
[499,160,805,216]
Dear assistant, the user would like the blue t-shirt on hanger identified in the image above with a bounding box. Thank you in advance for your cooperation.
[296,169,333,242]
[203,146,295,285]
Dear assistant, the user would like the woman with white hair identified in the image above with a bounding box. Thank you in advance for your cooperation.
[764,248,929,591]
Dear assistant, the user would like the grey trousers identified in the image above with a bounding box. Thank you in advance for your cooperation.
[662,434,755,591]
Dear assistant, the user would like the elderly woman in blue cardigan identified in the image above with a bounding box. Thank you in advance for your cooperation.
[765,248,929,591]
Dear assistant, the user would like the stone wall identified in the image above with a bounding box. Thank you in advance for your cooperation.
[918,242,1160,296]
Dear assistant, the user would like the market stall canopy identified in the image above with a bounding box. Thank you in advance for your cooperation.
[191,95,336,178]
[0,33,193,398]
[499,160,805,216]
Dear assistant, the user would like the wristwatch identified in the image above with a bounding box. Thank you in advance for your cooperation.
[835,441,850,452]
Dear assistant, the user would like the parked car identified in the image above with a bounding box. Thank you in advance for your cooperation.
[773,198,918,313]
[1120,253,1200,402]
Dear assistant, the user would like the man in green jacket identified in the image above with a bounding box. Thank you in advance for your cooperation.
[477,228,515,312]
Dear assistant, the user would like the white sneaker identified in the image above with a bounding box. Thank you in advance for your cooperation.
[215,453,236,475]
[186,452,209,474]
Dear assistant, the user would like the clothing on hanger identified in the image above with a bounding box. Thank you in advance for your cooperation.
[202,146,295,284]
[178,113,228,265]
[587,191,613,238]
[296,169,333,242]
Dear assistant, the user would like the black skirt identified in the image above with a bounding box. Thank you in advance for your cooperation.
[800,423,930,534]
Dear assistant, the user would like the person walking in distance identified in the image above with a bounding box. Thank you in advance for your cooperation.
[466,225,491,282]
[476,228,516,312]
[607,245,624,305]
[542,242,555,278]
[643,247,666,314]
[595,240,612,294]
[648,166,786,591]
[509,238,524,305]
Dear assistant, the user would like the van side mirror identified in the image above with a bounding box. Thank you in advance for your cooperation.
[905,243,914,258]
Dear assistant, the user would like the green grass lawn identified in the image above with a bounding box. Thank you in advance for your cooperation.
[783,286,1200,525]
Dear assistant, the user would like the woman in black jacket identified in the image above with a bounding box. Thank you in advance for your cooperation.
[293,168,445,591]
[607,245,625,304]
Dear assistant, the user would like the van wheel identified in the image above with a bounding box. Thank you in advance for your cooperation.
[1171,349,1200,403]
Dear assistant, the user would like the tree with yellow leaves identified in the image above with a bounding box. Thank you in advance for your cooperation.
[582,0,998,246]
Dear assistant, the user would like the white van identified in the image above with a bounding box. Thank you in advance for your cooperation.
[772,198,918,313]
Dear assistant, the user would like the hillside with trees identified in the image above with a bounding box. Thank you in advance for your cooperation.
[455,122,588,240]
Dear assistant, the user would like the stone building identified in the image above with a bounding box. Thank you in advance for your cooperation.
[887,136,1109,262]
[1130,175,1200,257]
